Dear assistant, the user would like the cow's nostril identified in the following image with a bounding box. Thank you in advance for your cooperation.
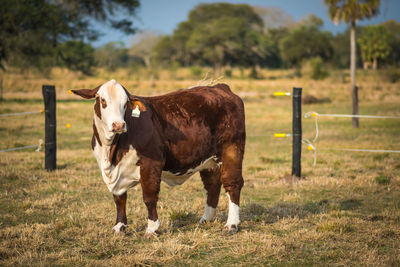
[112,122,125,132]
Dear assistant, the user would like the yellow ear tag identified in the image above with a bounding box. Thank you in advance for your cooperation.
[131,105,141,118]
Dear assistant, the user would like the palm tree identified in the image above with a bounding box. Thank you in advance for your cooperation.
[324,0,380,128]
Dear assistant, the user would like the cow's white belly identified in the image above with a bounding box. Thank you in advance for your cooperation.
[161,156,220,186]
[94,138,220,192]
[93,142,140,196]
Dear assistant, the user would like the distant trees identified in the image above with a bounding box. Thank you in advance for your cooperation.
[252,6,295,30]
[263,27,289,69]
[129,32,162,86]
[129,32,161,70]
[279,15,333,72]
[331,27,363,69]
[152,3,342,73]
[95,42,130,71]
[358,25,390,70]
[150,9,399,76]
[154,3,266,74]
[0,0,140,72]
[59,41,96,75]
[3,0,399,79]
[381,20,400,67]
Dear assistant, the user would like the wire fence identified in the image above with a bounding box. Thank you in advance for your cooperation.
[2,87,399,175]
[0,107,45,153]
[303,111,400,165]
[0,86,69,161]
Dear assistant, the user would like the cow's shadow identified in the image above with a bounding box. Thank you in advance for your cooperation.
[131,199,363,235]
[240,198,362,224]
[132,211,199,235]
[168,211,198,230]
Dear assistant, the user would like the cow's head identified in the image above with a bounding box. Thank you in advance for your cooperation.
[72,80,145,139]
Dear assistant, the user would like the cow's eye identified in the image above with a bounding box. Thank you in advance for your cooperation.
[100,98,107,108]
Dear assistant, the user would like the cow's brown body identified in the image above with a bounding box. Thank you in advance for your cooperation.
[73,81,245,235]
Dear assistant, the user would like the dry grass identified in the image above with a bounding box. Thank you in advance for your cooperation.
[0,67,399,266]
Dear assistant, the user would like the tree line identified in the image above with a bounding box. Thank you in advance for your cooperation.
[152,3,399,74]
[0,0,139,74]
[1,2,398,76]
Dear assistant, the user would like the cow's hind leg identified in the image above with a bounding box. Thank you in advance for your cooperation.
[220,143,244,234]
[112,192,127,234]
[199,168,221,224]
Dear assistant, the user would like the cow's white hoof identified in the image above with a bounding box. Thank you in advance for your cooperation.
[112,222,127,234]
[226,224,238,235]
[200,205,216,224]
[199,217,208,225]
[145,219,160,236]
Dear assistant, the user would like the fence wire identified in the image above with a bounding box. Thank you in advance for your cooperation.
[0,139,44,153]
[0,110,44,117]
[304,111,400,165]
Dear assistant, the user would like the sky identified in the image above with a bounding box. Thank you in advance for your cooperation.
[91,0,400,48]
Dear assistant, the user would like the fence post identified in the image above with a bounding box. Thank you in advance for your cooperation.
[42,85,56,170]
[352,85,359,128]
[292,87,302,178]
[0,78,3,101]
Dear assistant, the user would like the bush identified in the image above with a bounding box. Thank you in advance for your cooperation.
[382,68,400,83]
[310,57,328,80]
[224,69,232,77]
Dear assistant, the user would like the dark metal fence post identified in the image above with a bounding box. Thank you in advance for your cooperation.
[42,85,56,170]
[0,78,3,100]
[352,85,359,128]
[292,87,302,178]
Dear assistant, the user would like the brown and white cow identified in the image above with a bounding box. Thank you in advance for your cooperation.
[72,79,245,235]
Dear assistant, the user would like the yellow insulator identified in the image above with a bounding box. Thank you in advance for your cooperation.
[274,133,288,138]
[273,92,291,96]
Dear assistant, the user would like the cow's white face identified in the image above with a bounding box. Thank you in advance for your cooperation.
[71,79,146,142]
[96,80,128,134]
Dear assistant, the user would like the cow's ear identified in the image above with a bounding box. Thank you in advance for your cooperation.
[128,98,146,112]
[71,86,100,99]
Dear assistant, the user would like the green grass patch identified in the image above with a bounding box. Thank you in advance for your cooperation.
[375,175,391,185]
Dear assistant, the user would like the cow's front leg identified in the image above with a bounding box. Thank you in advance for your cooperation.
[140,168,161,236]
[112,192,128,234]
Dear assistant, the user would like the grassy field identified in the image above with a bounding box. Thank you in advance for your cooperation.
[0,68,399,266]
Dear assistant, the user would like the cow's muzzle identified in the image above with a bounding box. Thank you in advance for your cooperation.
[112,122,126,133]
